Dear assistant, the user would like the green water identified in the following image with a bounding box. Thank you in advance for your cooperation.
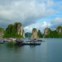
[0,39,62,62]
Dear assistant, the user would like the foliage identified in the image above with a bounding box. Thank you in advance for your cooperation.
[3,22,23,38]
[25,32,32,38]
[0,27,4,32]
[1,23,62,38]
[43,26,62,38]
[38,30,43,38]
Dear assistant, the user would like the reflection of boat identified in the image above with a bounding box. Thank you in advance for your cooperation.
[16,39,41,46]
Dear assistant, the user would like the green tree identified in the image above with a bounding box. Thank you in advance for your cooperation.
[0,27,4,31]
[3,22,23,38]
[4,24,15,38]
[38,30,43,38]
[56,26,62,38]
[0,27,4,38]
[50,30,58,38]
[14,22,22,33]
[44,28,51,38]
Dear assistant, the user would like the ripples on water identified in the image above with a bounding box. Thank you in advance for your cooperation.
[0,39,62,62]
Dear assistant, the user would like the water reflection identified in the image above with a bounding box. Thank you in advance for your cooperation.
[0,39,62,62]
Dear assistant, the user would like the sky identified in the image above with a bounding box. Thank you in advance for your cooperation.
[0,0,62,32]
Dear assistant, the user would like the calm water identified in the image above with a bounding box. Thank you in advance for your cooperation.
[0,39,62,62]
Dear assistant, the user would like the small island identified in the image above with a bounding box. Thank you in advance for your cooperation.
[0,22,62,46]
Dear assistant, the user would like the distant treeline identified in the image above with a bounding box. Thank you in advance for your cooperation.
[0,22,62,38]
[25,26,62,38]
[25,29,62,38]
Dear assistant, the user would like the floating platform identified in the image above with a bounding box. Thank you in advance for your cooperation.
[16,39,41,46]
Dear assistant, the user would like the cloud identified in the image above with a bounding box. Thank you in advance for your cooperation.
[24,17,62,32]
[55,18,62,23]
[51,17,62,25]
[49,17,62,29]
[0,0,57,24]
[0,0,62,32]
[24,21,51,32]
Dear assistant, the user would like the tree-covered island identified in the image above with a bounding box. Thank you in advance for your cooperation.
[0,22,62,38]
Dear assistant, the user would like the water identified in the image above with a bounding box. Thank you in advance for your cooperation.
[0,39,62,62]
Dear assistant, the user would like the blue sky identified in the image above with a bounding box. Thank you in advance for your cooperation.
[0,0,62,32]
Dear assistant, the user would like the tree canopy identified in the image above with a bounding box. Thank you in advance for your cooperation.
[0,22,62,38]
[3,22,23,38]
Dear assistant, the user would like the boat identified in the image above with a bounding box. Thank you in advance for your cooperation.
[16,39,41,46]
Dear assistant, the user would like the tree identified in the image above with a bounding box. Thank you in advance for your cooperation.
[0,27,4,38]
[38,30,43,38]
[4,24,15,38]
[44,28,51,38]
[50,30,58,38]
[0,27,4,32]
[3,22,23,38]
[14,22,22,33]
[25,32,32,38]
[56,26,62,38]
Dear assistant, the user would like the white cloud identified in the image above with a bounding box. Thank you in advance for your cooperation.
[55,18,62,23]
[24,21,51,32]
[0,0,57,21]
[0,0,61,30]
[51,17,62,25]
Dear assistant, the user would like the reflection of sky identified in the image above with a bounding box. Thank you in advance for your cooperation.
[0,0,62,32]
